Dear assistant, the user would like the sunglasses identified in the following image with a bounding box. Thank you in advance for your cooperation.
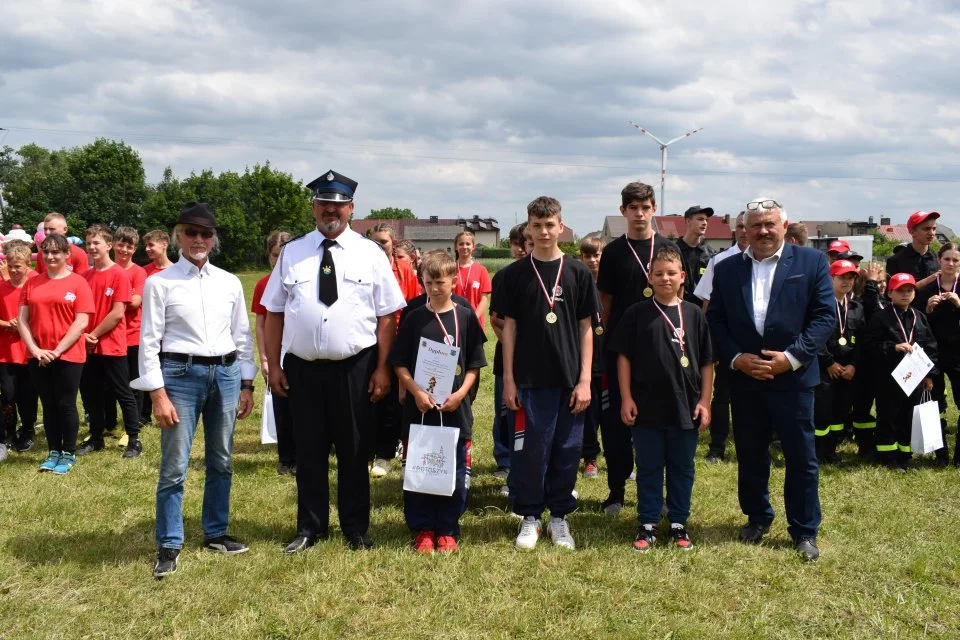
[182,228,215,239]
[746,200,781,211]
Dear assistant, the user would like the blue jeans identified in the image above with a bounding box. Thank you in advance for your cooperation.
[631,425,699,525]
[155,360,240,549]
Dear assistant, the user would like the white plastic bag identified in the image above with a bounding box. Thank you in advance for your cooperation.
[911,390,942,455]
[260,389,277,445]
[403,412,460,496]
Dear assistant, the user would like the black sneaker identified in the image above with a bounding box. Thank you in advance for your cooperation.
[276,463,296,476]
[283,534,317,554]
[345,533,375,550]
[795,537,820,561]
[153,547,179,578]
[705,450,724,464]
[75,439,105,456]
[122,438,143,459]
[669,525,694,550]
[12,436,34,452]
[633,525,658,552]
[601,493,624,518]
[203,535,249,555]
[739,522,770,544]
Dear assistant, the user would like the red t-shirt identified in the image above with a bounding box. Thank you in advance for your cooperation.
[390,259,421,328]
[20,273,95,363]
[36,243,89,276]
[122,263,147,347]
[84,264,133,356]
[144,262,170,277]
[0,279,28,364]
[454,261,492,328]
[252,274,269,316]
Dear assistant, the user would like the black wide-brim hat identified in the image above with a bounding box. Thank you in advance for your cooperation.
[168,202,219,229]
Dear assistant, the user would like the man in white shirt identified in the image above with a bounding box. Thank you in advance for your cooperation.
[263,171,406,553]
[132,202,257,579]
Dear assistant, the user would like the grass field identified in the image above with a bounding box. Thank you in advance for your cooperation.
[2,271,960,639]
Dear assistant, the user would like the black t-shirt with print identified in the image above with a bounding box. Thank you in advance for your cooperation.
[500,255,598,388]
[597,233,679,343]
[490,268,507,377]
[389,303,487,438]
[607,299,712,430]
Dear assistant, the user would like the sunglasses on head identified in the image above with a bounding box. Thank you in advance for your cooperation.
[182,228,215,239]
[746,200,781,211]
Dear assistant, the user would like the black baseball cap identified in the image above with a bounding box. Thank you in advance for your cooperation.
[683,205,714,218]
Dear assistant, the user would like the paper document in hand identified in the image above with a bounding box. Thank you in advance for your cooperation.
[891,344,934,396]
[413,337,460,405]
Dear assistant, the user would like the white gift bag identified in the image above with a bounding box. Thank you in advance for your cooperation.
[911,390,942,455]
[403,412,460,496]
[260,389,278,445]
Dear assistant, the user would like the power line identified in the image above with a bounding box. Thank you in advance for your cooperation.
[3,125,960,184]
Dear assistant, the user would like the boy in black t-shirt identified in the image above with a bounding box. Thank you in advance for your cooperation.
[595,181,679,517]
[609,246,712,551]
[578,236,606,479]
[390,252,487,554]
[501,197,598,551]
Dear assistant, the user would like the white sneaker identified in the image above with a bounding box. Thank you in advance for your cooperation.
[499,484,510,497]
[547,517,575,550]
[370,458,390,478]
[571,489,579,499]
[493,467,509,480]
[515,516,541,550]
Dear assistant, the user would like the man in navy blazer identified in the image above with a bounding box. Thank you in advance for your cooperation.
[707,198,834,561]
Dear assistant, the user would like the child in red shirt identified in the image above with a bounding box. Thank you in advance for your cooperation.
[75,224,141,458]
[143,229,174,276]
[19,233,95,474]
[453,231,492,330]
[0,240,39,452]
[252,231,296,475]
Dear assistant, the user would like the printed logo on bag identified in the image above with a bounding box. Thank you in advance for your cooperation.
[409,445,450,477]
[64,291,77,302]
[105,287,114,297]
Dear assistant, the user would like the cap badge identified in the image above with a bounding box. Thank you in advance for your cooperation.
[326,172,334,181]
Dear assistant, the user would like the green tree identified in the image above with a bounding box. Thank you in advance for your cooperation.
[368,207,415,220]
[872,230,900,259]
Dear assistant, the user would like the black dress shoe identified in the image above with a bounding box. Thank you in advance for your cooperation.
[283,535,317,554]
[795,537,820,561]
[345,533,375,550]
[738,522,770,544]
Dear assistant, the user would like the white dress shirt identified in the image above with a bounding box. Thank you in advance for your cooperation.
[131,254,257,391]
[693,243,744,302]
[732,242,800,371]
[262,227,406,361]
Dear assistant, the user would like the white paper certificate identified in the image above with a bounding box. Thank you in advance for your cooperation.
[414,337,461,405]
[891,344,934,396]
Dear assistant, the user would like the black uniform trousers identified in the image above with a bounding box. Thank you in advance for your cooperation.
[0,362,38,442]
[598,352,634,501]
[285,348,376,538]
[80,353,141,441]
[708,363,732,456]
[874,379,921,463]
[931,360,960,460]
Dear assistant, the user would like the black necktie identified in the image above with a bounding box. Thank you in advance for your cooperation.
[319,239,338,306]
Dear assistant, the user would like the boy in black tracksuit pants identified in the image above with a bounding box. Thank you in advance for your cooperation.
[864,273,938,471]
[814,260,867,464]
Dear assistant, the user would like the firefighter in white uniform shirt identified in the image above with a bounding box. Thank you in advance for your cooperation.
[263,170,405,553]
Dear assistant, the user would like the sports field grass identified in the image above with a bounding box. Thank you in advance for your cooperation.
[1,271,959,639]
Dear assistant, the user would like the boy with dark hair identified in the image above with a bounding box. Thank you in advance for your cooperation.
[500,197,597,550]
[578,236,606,478]
[610,246,712,551]
[676,205,716,304]
[864,273,937,471]
[596,181,678,516]
[390,251,487,554]
[75,224,142,458]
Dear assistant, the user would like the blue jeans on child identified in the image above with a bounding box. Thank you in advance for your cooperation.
[404,439,471,536]
[492,375,511,469]
[631,425,699,525]
[155,359,241,549]
[509,388,584,518]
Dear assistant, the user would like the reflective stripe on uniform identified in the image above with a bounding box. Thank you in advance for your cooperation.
[815,427,831,437]
[828,423,845,432]
[876,443,898,452]
[853,421,876,430]
[898,443,912,453]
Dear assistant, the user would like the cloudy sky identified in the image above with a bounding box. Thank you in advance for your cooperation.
[3,0,959,236]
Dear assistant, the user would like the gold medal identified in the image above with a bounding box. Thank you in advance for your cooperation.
[680,355,690,368]
[546,311,558,324]
[838,337,847,346]
[643,287,653,298]
[595,326,604,336]
[455,365,462,376]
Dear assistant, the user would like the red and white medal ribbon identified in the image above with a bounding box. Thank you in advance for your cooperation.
[653,298,689,367]
[836,298,848,345]
[624,234,655,292]
[530,254,564,322]
[937,274,957,296]
[429,302,460,347]
[456,262,475,297]
[892,306,916,344]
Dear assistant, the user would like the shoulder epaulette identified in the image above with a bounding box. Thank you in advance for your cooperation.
[281,232,308,247]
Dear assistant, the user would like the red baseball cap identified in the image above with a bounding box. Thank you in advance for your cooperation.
[888,272,917,291]
[906,210,940,231]
[829,260,859,277]
[827,240,851,253]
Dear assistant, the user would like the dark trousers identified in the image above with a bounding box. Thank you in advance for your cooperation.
[599,352,634,500]
[80,354,141,441]
[272,391,296,467]
[509,387,584,518]
[404,437,470,536]
[631,425,699,525]
[371,372,401,460]
[814,376,854,457]
[100,347,142,431]
[708,363,732,455]
[581,375,604,461]
[285,350,375,537]
[932,361,960,459]
[492,375,511,468]
[875,381,919,462]
[730,386,821,540]
[29,359,83,454]
[0,362,38,441]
